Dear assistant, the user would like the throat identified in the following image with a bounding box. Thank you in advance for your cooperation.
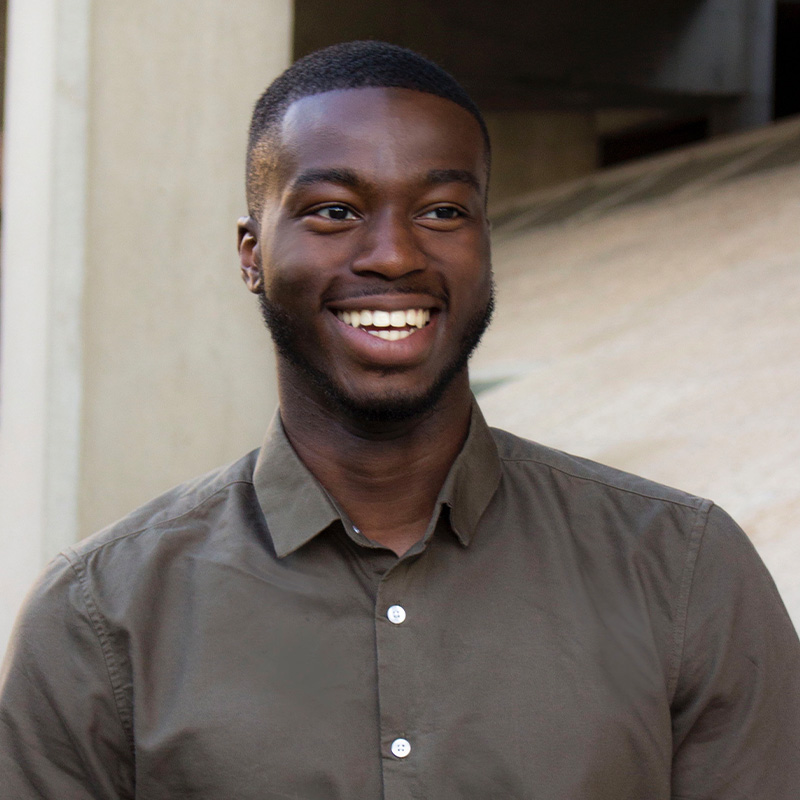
[277,369,474,557]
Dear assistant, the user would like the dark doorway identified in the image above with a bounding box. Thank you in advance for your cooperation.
[774,3,800,119]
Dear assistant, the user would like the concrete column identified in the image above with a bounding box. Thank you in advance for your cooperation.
[710,0,776,133]
[0,0,90,654]
[0,0,292,655]
[651,0,776,134]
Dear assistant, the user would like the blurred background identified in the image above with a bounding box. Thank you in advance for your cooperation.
[1,0,798,655]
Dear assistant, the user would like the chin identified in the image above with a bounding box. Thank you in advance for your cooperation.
[322,381,454,424]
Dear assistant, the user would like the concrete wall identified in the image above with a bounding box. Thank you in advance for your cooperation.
[486,109,680,210]
[0,0,291,654]
[486,111,598,211]
[79,3,289,535]
[651,0,775,133]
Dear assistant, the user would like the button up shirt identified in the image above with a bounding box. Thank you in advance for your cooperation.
[2,404,799,799]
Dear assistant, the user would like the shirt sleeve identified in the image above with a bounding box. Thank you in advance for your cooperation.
[0,554,135,799]
[670,503,800,799]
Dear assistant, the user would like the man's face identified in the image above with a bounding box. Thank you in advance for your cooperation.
[239,87,493,421]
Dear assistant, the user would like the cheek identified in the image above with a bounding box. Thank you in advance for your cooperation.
[431,234,490,283]
[265,230,352,296]
[262,242,319,301]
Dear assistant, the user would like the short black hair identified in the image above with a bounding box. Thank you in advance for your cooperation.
[245,40,490,218]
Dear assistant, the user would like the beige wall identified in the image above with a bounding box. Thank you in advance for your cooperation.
[1,0,292,654]
[80,2,290,535]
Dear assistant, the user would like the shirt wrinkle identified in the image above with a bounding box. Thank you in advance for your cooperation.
[667,500,712,704]
[498,455,704,511]
[67,557,136,754]
[67,478,259,561]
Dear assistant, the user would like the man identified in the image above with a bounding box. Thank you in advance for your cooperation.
[1,41,798,799]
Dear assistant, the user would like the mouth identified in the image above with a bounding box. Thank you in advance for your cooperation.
[334,308,432,341]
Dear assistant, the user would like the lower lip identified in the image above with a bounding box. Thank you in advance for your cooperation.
[329,312,438,367]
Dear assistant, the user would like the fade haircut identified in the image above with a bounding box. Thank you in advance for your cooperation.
[245,40,490,219]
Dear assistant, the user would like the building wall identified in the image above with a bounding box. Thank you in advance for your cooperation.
[0,0,292,654]
[79,3,289,536]
[486,111,598,211]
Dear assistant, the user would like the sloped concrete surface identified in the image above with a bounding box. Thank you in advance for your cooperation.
[474,132,800,630]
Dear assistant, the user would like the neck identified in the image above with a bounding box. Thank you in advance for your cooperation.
[278,368,474,556]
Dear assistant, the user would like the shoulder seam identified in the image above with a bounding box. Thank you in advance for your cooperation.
[667,498,713,702]
[499,456,703,510]
[74,479,256,558]
[63,555,136,756]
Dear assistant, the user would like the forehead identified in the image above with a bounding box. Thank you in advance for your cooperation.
[274,87,487,187]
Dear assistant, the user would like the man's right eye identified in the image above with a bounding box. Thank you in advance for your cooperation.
[315,205,357,221]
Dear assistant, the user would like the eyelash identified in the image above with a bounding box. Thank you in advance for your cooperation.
[421,206,463,220]
[305,203,466,224]
[314,205,357,221]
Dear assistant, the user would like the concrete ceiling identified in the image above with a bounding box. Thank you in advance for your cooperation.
[294,0,748,112]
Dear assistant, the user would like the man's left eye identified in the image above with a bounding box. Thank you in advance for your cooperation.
[420,207,462,220]
[316,206,357,221]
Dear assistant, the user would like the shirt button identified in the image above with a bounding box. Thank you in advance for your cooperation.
[391,738,411,758]
[387,605,406,624]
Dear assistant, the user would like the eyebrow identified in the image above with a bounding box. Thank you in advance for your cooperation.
[425,169,481,192]
[288,166,482,194]
[289,168,362,192]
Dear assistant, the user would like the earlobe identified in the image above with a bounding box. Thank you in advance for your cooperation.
[237,216,263,293]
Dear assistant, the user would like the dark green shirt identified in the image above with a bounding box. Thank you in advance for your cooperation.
[2,404,799,799]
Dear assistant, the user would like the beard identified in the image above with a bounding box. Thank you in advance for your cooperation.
[258,282,494,424]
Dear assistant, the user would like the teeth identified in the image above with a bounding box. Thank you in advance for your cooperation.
[367,329,412,340]
[335,308,431,335]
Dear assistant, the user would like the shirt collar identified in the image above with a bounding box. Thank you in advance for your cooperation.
[437,401,502,546]
[253,399,502,558]
[253,413,340,558]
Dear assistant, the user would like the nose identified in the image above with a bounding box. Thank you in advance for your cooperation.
[350,210,425,279]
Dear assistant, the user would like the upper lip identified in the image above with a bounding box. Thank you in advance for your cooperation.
[325,293,444,313]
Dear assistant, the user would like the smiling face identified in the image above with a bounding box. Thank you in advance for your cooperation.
[238,87,493,422]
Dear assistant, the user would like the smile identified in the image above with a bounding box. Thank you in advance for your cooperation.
[335,309,431,340]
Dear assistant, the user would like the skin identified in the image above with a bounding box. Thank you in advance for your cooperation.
[238,87,492,556]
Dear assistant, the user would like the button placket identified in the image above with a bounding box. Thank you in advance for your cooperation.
[375,564,420,796]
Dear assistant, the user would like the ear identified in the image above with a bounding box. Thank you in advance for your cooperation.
[237,216,262,293]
